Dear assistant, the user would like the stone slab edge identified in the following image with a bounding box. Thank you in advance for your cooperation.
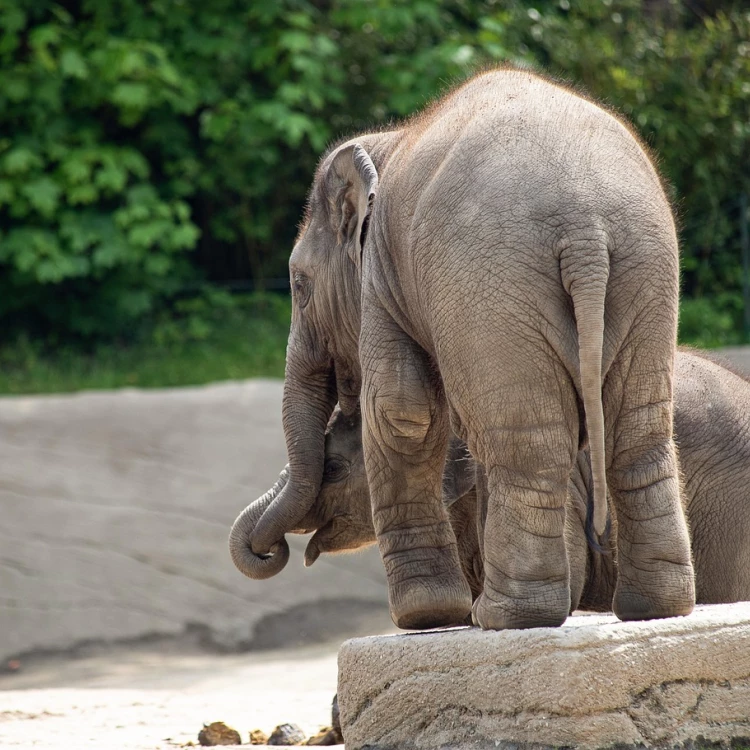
[337,604,750,750]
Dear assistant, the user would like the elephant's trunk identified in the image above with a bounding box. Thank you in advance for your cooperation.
[229,356,336,580]
[229,466,291,579]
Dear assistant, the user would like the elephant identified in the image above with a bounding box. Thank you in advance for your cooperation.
[253,350,750,612]
[229,67,694,630]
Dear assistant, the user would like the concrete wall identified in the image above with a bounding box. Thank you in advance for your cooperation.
[0,381,388,661]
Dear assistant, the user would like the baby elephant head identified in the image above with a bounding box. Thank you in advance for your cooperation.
[230,404,483,585]
[229,406,377,578]
[301,406,379,566]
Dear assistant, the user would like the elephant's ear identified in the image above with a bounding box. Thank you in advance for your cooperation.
[326,143,378,270]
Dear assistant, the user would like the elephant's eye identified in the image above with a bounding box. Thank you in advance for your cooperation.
[323,458,349,483]
[292,271,311,309]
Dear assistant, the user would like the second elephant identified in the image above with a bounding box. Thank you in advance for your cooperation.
[278,350,750,611]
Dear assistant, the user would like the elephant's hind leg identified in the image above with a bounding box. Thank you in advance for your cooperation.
[606,342,695,620]
[360,306,472,630]
[464,367,578,630]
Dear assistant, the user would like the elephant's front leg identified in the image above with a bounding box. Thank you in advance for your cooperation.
[361,318,472,629]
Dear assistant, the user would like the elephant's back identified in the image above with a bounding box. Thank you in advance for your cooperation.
[378,68,675,318]
[388,69,666,231]
[674,350,750,457]
[406,68,640,153]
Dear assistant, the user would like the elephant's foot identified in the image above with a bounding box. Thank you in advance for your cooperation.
[471,579,570,630]
[613,560,695,621]
[384,547,472,630]
[608,435,695,620]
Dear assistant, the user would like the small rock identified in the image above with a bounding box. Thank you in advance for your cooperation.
[330,695,343,744]
[2,659,21,674]
[267,722,306,746]
[305,726,337,745]
[249,728,269,745]
[197,722,241,746]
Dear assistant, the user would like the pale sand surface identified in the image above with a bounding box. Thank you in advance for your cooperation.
[0,640,357,749]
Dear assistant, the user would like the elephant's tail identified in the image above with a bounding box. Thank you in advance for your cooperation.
[566,247,609,541]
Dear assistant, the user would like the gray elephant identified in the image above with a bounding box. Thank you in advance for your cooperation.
[230,68,694,630]
[248,350,750,612]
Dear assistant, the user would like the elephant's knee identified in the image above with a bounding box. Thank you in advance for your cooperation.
[379,403,431,442]
[365,384,436,456]
[610,441,677,500]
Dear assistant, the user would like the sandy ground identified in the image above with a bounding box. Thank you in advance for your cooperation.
[0,638,361,749]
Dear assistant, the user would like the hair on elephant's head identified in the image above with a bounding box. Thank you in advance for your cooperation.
[228,133,401,580]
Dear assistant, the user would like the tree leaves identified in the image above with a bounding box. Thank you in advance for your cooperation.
[0,0,746,341]
[21,177,61,218]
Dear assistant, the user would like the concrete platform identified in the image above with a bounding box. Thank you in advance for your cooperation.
[337,604,750,750]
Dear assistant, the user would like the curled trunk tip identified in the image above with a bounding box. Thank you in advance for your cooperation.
[228,466,291,580]
[229,529,290,580]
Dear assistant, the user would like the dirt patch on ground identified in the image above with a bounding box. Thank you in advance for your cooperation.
[0,638,367,749]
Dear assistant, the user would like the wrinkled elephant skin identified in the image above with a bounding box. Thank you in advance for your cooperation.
[309,350,750,611]
[230,68,694,630]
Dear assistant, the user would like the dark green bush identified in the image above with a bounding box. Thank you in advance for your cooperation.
[0,292,291,393]
[0,2,203,336]
[0,0,747,343]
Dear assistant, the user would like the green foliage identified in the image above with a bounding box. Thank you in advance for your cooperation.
[0,293,291,394]
[0,1,202,336]
[0,0,747,348]
[679,295,744,347]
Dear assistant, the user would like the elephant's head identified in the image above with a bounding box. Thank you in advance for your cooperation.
[229,406,375,578]
[229,132,402,580]
[230,401,481,578]
[300,406,377,565]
